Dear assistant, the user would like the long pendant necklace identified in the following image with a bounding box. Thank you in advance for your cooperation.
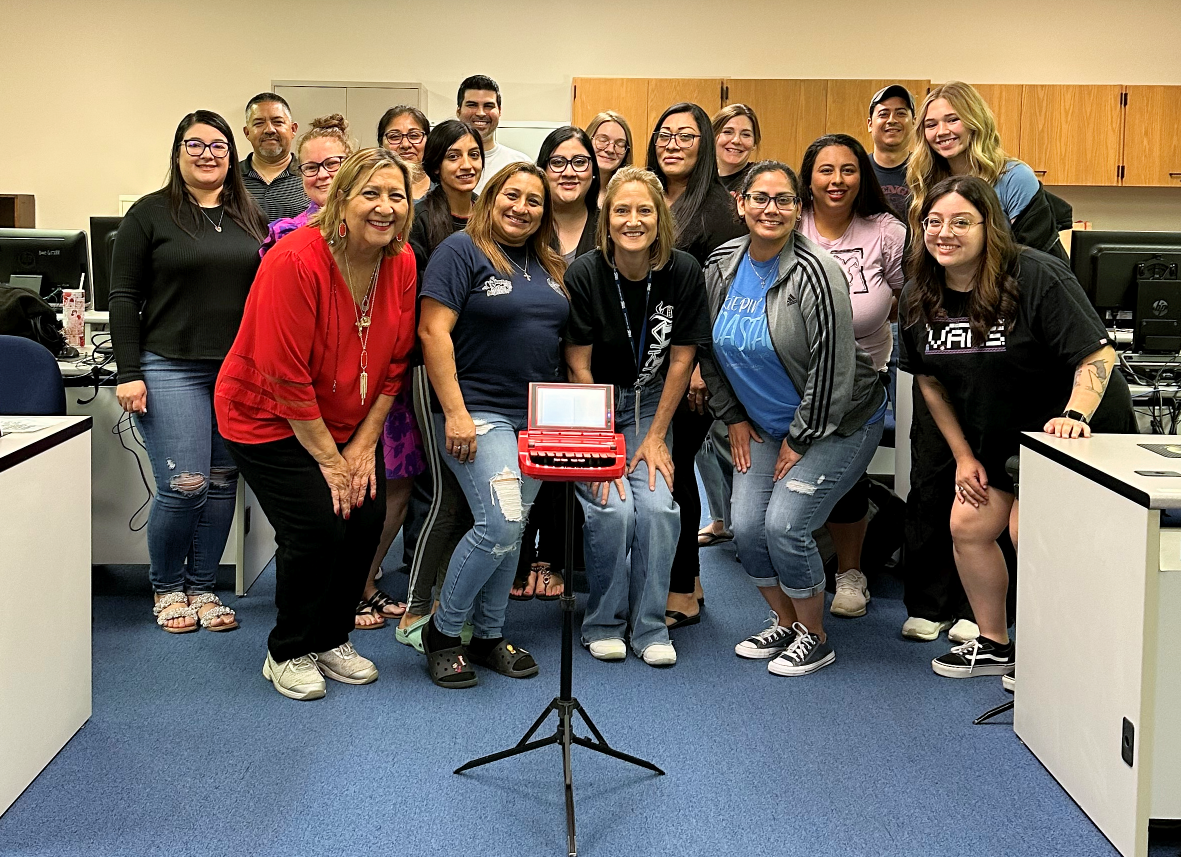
[199,205,225,233]
[343,253,381,405]
[508,247,532,281]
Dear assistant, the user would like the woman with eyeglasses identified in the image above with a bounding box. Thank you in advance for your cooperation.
[796,134,904,621]
[699,160,887,676]
[713,104,761,196]
[260,114,353,256]
[585,111,633,209]
[110,110,268,634]
[899,175,1133,680]
[379,105,432,201]
[648,101,747,628]
[417,162,569,688]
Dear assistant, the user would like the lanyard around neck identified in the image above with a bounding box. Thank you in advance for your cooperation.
[612,264,653,380]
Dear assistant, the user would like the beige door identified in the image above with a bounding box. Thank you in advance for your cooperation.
[273,81,421,152]
[1122,85,1181,187]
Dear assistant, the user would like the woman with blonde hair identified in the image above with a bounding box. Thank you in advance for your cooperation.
[215,148,418,700]
[585,110,633,208]
[712,103,762,195]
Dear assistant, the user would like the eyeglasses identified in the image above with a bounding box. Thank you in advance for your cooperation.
[654,130,701,148]
[922,216,981,236]
[592,134,628,154]
[546,155,592,174]
[743,192,799,210]
[299,156,346,178]
[182,139,230,159]
[383,129,427,146]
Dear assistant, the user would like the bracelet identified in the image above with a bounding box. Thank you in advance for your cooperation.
[1061,409,1089,424]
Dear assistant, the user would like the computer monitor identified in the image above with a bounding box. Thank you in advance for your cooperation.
[89,216,122,311]
[0,228,90,305]
[1071,230,1181,353]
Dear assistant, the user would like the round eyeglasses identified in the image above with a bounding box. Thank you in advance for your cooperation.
[921,216,981,236]
[592,134,628,154]
[182,139,229,159]
[384,129,427,146]
[546,155,592,174]
[299,156,346,178]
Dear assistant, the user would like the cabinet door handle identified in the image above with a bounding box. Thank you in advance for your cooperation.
[1034,169,1048,176]
[1169,172,1181,179]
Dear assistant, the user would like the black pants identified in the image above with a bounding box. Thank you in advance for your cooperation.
[670,402,713,594]
[227,435,386,662]
[517,481,582,580]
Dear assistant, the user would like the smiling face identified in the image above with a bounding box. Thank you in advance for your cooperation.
[716,115,756,171]
[300,136,348,208]
[342,166,410,254]
[869,96,914,153]
[457,89,500,144]
[608,181,660,259]
[922,192,986,280]
[737,169,799,245]
[923,97,970,164]
[545,138,594,207]
[656,111,700,181]
[244,100,296,161]
[382,113,428,164]
[810,145,860,217]
[491,171,546,246]
[178,122,231,193]
[591,120,628,173]
[439,133,482,196]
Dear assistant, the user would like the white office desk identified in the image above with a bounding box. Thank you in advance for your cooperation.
[1016,433,1181,857]
[0,416,92,816]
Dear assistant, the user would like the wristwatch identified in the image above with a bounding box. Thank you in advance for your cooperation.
[1061,409,1089,424]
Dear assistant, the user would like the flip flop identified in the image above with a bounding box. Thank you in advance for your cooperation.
[535,566,564,601]
[509,571,536,601]
[665,609,701,630]
[697,530,734,548]
[355,599,387,631]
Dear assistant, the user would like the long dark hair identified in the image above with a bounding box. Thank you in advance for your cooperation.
[166,110,267,241]
[536,126,600,215]
[904,175,1021,345]
[418,119,484,258]
[799,133,895,220]
[646,102,726,246]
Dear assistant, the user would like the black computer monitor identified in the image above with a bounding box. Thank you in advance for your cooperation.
[1071,230,1181,353]
[0,228,91,305]
[89,216,122,311]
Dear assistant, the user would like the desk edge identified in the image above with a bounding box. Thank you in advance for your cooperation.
[0,417,92,475]
[1019,433,1152,509]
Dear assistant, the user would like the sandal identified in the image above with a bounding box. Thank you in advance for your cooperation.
[189,592,239,631]
[355,599,387,631]
[153,592,197,634]
[535,564,564,601]
[509,568,538,601]
[366,588,407,620]
[698,527,734,548]
[421,624,477,689]
[469,639,539,678]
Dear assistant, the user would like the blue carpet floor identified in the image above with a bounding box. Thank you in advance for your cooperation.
[3,541,1179,857]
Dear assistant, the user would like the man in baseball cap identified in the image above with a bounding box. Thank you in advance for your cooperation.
[867,85,916,220]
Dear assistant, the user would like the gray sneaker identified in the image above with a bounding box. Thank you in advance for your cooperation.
[767,623,836,676]
[312,642,378,685]
[263,652,326,701]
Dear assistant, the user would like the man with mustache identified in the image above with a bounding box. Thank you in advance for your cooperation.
[240,92,309,222]
[867,85,915,221]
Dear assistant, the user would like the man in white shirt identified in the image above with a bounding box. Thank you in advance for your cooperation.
[457,75,530,194]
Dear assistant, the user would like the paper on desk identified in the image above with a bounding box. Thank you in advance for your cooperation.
[0,417,65,433]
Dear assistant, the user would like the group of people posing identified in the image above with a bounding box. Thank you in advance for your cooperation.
[108,74,1132,701]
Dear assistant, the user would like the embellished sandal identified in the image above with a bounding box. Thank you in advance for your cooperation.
[152,592,197,634]
[366,588,407,620]
[189,592,239,631]
[355,598,387,631]
[535,564,564,601]
[469,639,539,678]
[421,625,477,689]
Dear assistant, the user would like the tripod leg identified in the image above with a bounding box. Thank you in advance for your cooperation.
[454,700,562,774]
[973,699,1014,725]
[572,704,665,775]
[561,702,577,857]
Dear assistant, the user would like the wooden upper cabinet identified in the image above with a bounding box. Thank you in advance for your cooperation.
[967,84,1025,160]
[1020,85,1124,186]
[645,78,725,142]
[1122,86,1181,187]
[725,79,828,170]
[825,79,929,154]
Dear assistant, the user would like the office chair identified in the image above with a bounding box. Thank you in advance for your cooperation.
[0,334,67,415]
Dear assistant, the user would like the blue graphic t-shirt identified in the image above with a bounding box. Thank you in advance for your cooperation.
[712,253,801,438]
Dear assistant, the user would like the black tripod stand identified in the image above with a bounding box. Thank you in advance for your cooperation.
[455,481,664,856]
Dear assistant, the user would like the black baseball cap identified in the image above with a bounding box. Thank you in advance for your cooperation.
[869,85,915,116]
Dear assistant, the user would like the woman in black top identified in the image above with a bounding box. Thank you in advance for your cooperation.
[712,103,761,196]
[110,109,267,633]
[899,175,1134,679]
[648,101,747,622]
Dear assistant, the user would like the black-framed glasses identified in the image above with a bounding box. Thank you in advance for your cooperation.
[298,156,346,178]
[182,139,229,159]
[921,216,981,236]
[546,155,592,174]
[383,129,427,146]
[592,134,628,154]
[744,192,799,210]
[654,130,701,148]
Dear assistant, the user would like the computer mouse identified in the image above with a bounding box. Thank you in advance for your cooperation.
[59,345,80,360]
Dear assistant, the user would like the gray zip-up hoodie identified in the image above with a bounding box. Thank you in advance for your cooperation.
[698,233,884,454]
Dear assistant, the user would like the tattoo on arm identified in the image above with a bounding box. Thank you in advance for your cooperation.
[1074,358,1112,395]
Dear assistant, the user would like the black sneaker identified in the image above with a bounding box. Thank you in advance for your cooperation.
[734,611,796,659]
[767,623,835,676]
[932,637,1015,678]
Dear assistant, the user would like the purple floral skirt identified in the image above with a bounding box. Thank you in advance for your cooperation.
[381,386,426,479]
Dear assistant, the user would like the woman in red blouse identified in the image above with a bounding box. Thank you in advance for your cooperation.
[215,148,417,701]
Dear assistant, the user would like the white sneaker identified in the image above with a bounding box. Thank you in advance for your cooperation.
[263,652,326,701]
[641,642,677,667]
[830,569,869,617]
[1002,673,1016,693]
[901,616,954,641]
[948,619,980,644]
[312,642,378,684]
[587,638,627,661]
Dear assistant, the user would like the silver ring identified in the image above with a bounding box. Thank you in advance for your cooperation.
[955,484,964,493]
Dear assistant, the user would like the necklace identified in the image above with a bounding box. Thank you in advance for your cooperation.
[199,205,224,233]
[507,247,531,281]
[343,252,382,405]
[746,251,781,289]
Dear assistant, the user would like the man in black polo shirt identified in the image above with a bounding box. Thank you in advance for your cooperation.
[867,85,915,221]
[240,92,309,222]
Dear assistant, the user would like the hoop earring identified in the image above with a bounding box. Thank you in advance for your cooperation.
[395,233,402,242]
[338,222,348,239]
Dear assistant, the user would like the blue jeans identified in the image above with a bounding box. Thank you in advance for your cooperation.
[433,411,541,639]
[885,321,899,432]
[577,386,678,655]
[135,352,238,593]
[731,419,884,598]
[697,421,733,529]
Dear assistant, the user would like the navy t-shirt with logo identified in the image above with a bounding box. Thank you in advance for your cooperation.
[870,155,912,221]
[419,231,569,420]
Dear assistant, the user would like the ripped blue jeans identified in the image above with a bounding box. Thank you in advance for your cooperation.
[135,352,238,594]
[432,411,541,640]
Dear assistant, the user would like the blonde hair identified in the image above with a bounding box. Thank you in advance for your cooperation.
[585,111,634,170]
[596,167,674,271]
[312,148,413,258]
[711,103,762,147]
[467,162,566,288]
[907,81,1012,234]
[296,113,354,160]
